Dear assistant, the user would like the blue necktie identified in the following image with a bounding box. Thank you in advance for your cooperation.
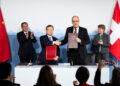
[49,37,52,41]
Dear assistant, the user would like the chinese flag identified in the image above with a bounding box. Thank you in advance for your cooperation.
[109,0,120,61]
[0,9,11,63]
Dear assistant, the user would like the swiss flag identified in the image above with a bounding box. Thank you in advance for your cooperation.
[0,9,11,63]
[109,0,120,61]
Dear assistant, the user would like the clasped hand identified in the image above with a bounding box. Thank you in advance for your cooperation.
[53,40,61,46]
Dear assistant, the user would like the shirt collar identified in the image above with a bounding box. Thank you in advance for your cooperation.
[23,31,28,34]
[47,35,52,38]
[73,27,79,33]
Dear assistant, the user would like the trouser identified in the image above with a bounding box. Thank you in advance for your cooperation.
[95,53,109,63]
[20,56,33,63]
[68,49,86,65]
[42,60,57,65]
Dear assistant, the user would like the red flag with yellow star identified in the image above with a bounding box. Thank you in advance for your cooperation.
[0,9,11,63]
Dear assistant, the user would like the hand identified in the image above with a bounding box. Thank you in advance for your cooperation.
[54,40,61,46]
[98,40,103,45]
[73,81,79,86]
[76,37,81,43]
[98,60,105,70]
[54,74,56,80]
[9,73,14,83]
[111,60,118,68]
[54,56,59,60]
[30,32,34,39]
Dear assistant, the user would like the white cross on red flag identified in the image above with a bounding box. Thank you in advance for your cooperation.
[109,0,120,61]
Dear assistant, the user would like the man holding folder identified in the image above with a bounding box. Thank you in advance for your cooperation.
[39,25,60,64]
[58,16,90,65]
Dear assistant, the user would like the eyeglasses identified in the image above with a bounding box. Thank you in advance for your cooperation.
[72,21,79,23]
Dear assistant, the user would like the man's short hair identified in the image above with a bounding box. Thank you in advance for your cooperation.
[21,22,28,27]
[98,24,105,31]
[0,62,11,80]
[75,66,90,83]
[46,25,54,30]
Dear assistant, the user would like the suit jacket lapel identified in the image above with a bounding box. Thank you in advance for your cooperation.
[52,37,56,41]
[71,27,74,33]
[45,35,50,42]
[77,27,81,38]
[46,35,54,42]
[22,31,26,38]
[78,27,80,36]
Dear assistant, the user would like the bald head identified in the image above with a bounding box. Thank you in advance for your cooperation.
[72,16,80,28]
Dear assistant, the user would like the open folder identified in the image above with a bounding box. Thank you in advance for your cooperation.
[46,45,57,60]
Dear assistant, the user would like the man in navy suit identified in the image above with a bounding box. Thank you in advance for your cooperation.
[17,22,36,65]
[39,25,60,64]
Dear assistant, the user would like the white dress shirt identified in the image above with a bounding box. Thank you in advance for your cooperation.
[47,35,55,45]
[47,35,53,41]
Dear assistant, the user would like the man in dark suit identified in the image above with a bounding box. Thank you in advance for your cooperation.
[0,62,20,86]
[39,25,60,64]
[57,16,90,65]
[17,22,36,65]
[93,24,110,63]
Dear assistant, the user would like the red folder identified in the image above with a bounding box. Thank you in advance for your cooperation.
[46,45,57,60]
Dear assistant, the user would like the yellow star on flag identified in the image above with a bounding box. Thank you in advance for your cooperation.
[2,21,4,24]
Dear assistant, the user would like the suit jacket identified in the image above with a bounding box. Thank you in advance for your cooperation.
[17,31,36,57]
[93,33,110,54]
[61,26,90,56]
[0,80,20,86]
[39,35,60,64]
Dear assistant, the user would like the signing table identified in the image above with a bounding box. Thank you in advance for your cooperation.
[15,64,109,86]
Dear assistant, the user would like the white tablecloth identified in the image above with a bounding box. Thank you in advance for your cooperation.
[15,64,109,86]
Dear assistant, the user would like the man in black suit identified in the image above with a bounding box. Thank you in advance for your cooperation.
[17,22,36,65]
[57,16,90,65]
[0,62,20,86]
[39,25,60,64]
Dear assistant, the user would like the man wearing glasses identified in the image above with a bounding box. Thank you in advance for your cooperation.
[57,16,90,65]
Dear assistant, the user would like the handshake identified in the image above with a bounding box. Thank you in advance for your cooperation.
[53,40,61,46]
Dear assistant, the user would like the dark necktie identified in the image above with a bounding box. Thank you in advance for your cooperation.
[74,28,77,33]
